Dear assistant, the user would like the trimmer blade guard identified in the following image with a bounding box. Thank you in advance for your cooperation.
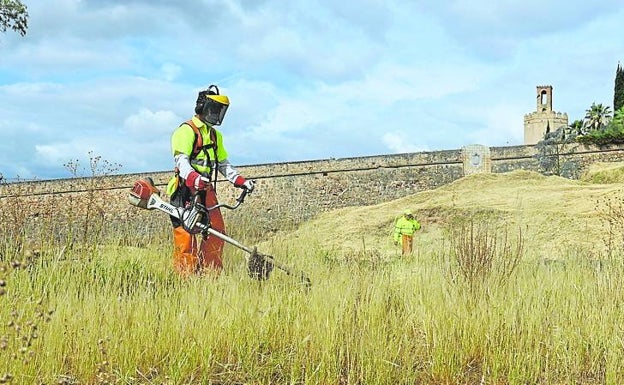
[248,249,274,281]
[128,177,160,209]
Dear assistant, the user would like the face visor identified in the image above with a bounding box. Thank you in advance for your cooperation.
[201,95,229,126]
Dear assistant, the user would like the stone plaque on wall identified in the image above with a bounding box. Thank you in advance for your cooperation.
[462,144,491,175]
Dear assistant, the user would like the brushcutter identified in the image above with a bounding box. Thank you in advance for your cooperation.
[128,177,311,288]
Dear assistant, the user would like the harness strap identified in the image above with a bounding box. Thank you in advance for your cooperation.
[184,119,219,190]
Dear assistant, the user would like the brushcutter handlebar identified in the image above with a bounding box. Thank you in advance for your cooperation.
[176,186,249,234]
[204,187,249,212]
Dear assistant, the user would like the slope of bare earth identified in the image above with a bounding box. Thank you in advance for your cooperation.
[264,165,624,261]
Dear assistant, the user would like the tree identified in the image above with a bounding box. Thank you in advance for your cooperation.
[0,0,28,36]
[576,106,624,146]
[612,107,624,130]
[583,102,612,132]
[615,62,624,112]
[568,119,584,136]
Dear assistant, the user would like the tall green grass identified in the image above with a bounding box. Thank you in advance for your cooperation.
[2,239,624,384]
[2,169,624,384]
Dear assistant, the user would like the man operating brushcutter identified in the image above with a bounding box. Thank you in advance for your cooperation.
[166,85,254,276]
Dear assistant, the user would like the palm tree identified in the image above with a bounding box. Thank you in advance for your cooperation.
[583,102,612,132]
[568,119,584,136]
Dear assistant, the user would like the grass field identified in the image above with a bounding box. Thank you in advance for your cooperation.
[3,166,624,384]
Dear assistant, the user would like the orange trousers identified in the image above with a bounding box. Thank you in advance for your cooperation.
[401,234,414,255]
[172,188,225,276]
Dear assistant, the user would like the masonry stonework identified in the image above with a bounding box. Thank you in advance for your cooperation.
[3,143,624,233]
[462,144,491,175]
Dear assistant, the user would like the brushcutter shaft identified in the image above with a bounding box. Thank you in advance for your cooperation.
[204,228,290,273]
[204,227,254,254]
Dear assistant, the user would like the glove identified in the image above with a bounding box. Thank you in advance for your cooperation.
[243,179,255,192]
[234,176,255,193]
[185,171,208,191]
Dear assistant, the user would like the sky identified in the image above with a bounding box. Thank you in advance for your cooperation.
[1,0,623,181]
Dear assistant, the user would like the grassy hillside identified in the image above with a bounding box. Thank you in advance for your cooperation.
[262,167,624,261]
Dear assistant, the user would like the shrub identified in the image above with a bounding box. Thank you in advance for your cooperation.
[440,217,524,296]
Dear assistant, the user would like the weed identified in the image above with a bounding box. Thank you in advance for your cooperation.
[440,216,524,296]
[596,190,624,260]
[63,151,122,253]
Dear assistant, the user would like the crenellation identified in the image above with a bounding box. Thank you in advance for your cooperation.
[524,111,568,119]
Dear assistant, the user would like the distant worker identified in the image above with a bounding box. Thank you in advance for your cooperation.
[167,84,255,276]
[393,209,421,255]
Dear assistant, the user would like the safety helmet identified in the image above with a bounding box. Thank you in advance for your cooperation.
[195,84,230,126]
[404,209,413,216]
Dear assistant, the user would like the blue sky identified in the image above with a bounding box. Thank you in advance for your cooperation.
[1,0,623,181]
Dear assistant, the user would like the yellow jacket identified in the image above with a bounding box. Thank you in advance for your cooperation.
[393,215,421,242]
[170,116,228,176]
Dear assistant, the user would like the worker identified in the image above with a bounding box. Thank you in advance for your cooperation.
[167,85,254,276]
[393,209,421,255]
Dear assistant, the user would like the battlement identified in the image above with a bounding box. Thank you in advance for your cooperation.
[524,111,569,119]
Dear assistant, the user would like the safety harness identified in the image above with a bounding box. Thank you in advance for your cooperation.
[187,119,218,162]
[174,119,219,191]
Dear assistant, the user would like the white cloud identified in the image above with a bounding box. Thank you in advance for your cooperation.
[123,109,182,137]
[160,63,181,82]
[34,144,73,168]
[382,132,429,153]
[1,0,623,179]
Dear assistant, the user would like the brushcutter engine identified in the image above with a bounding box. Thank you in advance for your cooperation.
[128,177,160,209]
[180,200,207,235]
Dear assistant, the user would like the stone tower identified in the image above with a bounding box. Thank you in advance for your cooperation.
[523,85,568,144]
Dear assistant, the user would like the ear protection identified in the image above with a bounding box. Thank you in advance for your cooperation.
[195,85,220,114]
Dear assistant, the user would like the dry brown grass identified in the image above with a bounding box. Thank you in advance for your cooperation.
[267,167,624,261]
[581,161,624,184]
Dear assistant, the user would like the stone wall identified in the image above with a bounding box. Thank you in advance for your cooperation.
[3,142,624,233]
